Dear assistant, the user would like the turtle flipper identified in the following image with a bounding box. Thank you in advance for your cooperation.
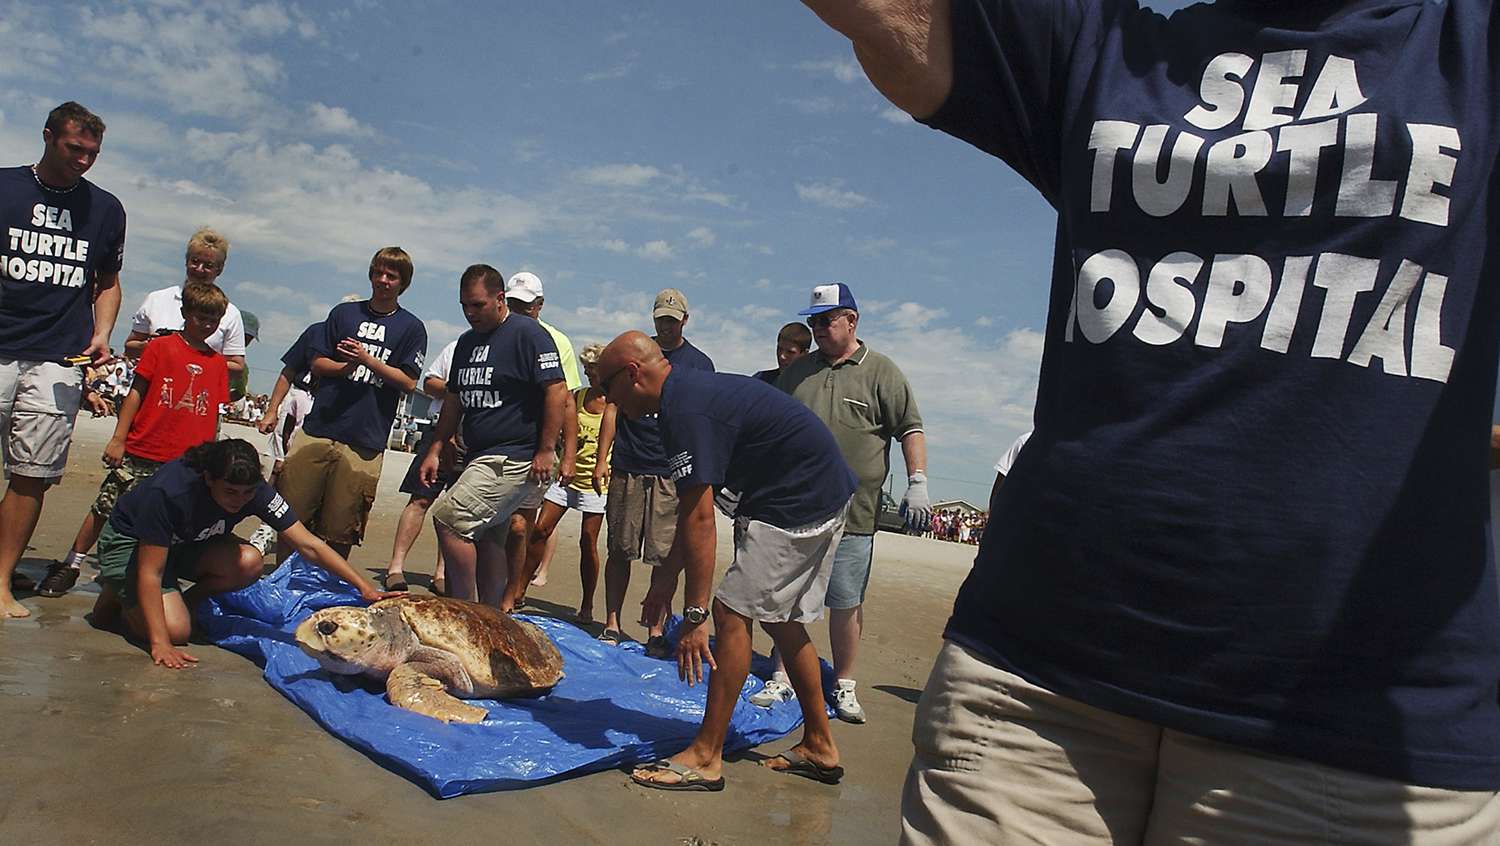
[386,662,488,724]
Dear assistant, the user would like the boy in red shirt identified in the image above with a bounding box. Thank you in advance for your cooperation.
[37,281,231,596]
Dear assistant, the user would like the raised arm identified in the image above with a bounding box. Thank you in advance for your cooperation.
[802,0,954,118]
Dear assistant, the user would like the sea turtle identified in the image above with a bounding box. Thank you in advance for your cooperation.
[294,595,564,724]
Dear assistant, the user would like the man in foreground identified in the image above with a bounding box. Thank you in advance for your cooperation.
[598,331,855,792]
[806,0,1500,841]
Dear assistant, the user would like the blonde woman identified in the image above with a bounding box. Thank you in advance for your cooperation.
[522,342,614,624]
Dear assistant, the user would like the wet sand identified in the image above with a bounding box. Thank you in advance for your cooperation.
[0,416,977,844]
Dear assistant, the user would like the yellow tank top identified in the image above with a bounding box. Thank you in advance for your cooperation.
[569,387,607,493]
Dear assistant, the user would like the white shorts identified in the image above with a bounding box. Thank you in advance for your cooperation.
[0,358,83,482]
[715,503,847,624]
[544,481,607,514]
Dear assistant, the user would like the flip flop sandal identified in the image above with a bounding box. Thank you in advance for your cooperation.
[630,760,724,792]
[763,749,844,785]
[596,629,622,646]
[383,575,409,592]
[430,577,446,597]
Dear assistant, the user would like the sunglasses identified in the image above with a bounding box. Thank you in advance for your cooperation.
[600,363,631,398]
[807,311,848,328]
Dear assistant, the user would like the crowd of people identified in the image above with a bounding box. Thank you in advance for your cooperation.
[925,508,985,545]
[6,0,1500,834]
[0,99,941,797]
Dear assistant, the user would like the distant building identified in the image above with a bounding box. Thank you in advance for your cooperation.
[934,499,985,515]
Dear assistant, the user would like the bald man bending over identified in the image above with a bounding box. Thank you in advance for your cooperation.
[598,331,856,792]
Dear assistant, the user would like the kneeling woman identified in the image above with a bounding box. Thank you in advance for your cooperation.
[93,438,388,668]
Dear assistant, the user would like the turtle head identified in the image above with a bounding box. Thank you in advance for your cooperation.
[295,605,403,675]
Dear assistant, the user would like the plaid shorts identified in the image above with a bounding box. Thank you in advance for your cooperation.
[91,454,166,518]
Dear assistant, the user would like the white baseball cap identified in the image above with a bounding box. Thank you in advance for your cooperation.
[506,271,545,303]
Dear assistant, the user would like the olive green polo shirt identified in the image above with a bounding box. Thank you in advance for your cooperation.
[777,341,922,534]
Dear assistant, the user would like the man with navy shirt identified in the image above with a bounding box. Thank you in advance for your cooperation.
[809,0,1500,841]
[0,102,126,620]
[421,264,566,609]
[597,331,856,793]
[597,288,715,653]
[276,248,426,562]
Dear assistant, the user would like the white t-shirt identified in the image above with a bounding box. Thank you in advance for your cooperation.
[422,339,457,396]
[131,285,247,356]
[993,430,1032,476]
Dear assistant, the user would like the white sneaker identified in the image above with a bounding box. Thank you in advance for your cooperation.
[749,673,796,707]
[248,524,276,556]
[833,678,866,724]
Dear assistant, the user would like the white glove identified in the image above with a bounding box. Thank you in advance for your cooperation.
[900,471,932,533]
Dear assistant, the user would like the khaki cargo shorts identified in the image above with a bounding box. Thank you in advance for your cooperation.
[0,358,83,484]
[430,454,538,541]
[605,471,678,566]
[276,430,384,546]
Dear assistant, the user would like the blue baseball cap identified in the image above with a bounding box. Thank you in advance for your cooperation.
[798,282,858,316]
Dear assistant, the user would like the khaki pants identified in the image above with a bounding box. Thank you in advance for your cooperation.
[901,641,1500,845]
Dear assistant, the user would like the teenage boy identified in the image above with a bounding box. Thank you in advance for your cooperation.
[753,322,813,384]
[276,248,426,560]
[39,283,231,597]
[0,101,126,619]
[420,264,566,609]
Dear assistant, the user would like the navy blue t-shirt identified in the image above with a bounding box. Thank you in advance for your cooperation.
[659,369,855,529]
[929,0,1500,789]
[0,166,126,360]
[612,340,715,476]
[301,301,427,452]
[752,368,780,385]
[110,457,298,546]
[279,321,322,390]
[446,314,563,461]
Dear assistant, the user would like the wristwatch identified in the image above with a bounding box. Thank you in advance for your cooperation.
[683,605,709,625]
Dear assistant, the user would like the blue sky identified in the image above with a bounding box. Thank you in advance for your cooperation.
[0,0,1194,505]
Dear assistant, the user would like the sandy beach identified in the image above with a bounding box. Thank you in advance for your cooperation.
[0,414,977,844]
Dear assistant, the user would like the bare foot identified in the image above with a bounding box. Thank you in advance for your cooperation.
[1,592,31,618]
[575,606,594,625]
[529,573,547,587]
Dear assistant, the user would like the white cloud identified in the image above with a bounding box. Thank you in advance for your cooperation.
[878,106,911,125]
[582,59,637,83]
[307,102,374,138]
[796,181,871,210]
[598,239,631,254]
[637,240,674,261]
[779,96,843,115]
[686,226,715,247]
[848,236,895,256]
[576,163,662,188]
[975,316,995,327]
[793,58,863,84]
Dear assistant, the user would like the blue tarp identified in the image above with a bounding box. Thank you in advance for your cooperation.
[199,555,810,798]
